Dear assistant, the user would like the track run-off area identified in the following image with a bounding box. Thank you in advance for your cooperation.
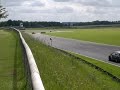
[30,32,120,67]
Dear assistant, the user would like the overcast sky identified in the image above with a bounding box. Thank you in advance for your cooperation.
[2,0,120,22]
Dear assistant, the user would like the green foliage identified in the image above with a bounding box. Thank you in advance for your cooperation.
[1,20,120,28]
[23,33,120,90]
[0,20,63,27]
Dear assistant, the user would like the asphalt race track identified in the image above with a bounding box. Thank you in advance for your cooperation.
[30,33,120,66]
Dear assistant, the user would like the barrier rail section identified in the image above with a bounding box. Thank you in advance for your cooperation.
[12,28,45,90]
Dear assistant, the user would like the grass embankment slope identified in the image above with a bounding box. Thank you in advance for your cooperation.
[47,28,120,46]
[0,30,27,90]
[23,33,120,90]
[71,52,120,79]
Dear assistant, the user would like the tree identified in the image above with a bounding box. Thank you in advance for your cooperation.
[0,5,8,19]
[7,19,13,26]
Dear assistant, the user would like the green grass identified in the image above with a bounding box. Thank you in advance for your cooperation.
[26,28,48,30]
[47,28,120,46]
[69,52,120,78]
[23,33,120,90]
[24,28,71,34]
[46,27,120,78]
[0,30,27,90]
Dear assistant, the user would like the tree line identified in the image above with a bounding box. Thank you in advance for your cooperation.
[0,20,63,27]
[0,20,120,28]
[71,21,120,26]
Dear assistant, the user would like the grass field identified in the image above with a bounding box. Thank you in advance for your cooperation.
[24,28,70,34]
[70,52,120,78]
[46,27,120,46]
[0,30,27,90]
[23,33,120,90]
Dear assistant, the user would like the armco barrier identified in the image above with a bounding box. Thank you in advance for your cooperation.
[12,28,45,90]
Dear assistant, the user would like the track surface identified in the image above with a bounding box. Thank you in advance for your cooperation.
[31,33,120,66]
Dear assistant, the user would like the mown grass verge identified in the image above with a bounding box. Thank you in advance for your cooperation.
[47,28,120,46]
[0,30,28,90]
[23,33,120,90]
[69,52,120,79]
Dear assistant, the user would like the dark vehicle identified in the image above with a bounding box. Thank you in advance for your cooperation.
[32,32,35,34]
[109,51,120,62]
[41,32,46,34]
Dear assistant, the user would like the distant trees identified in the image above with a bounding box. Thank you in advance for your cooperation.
[63,20,120,26]
[0,20,120,28]
[0,20,64,27]
[0,5,8,19]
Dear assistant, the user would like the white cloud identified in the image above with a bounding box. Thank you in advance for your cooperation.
[1,0,120,22]
[21,1,45,7]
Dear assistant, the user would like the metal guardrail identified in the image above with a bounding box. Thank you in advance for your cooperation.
[12,28,45,90]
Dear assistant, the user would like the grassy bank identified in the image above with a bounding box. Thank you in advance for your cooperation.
[69,52,120,78]
[47,28,120,46]
[23,33,120,90]
[0,30,27,90]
